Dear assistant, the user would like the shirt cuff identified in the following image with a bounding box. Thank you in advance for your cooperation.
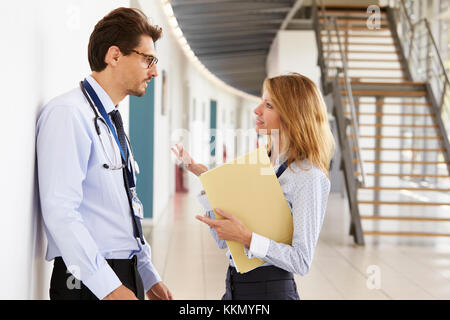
[247,232,270,259]
[197,191,213,211]
[139,262,162,292]
[82,261,122,300]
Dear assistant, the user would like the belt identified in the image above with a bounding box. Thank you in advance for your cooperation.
[54,256,137,270]
[228,265,294,282]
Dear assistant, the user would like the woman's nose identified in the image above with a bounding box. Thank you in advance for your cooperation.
[254,103,263,115]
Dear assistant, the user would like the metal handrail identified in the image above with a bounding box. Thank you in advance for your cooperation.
[314,0,366,186]
[331,17,367,187]
[397,0,450,116]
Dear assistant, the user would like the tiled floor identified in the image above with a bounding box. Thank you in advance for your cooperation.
[143,191,450,300]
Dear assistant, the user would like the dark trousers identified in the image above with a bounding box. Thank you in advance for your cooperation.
[222,265,300,300]
[49,256,145,300]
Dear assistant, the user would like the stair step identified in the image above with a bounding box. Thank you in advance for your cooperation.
[354,172,449,178]
[363,231,450,237]
[357,123,437,128]
[344,81,425,86]
[319,11,387,17]
[331,66,404,71]
[361,215,450,221]
[353,147,443,152]
[321,34,393,39]
[326,41,395,46]
[353,159,448,164]
[349,135,441,140]
[321,4,387,9]
[360,186,450,192]
[345,90,427,97]
[329,57,400,62]
[335,76,408,81]
[324,49,398,54]
[322,26,391,31]
[345,112,432,117]
[343,100,430,106]
[319,18,388,23]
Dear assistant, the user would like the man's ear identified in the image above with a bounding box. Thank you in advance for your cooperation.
[104,46,121,67]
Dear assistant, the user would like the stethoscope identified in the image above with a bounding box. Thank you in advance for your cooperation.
[79,81,137,173]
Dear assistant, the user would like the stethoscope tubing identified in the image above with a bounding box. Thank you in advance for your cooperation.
[79,81,135,171]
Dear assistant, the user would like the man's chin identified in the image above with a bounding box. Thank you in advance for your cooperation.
[127,88,146,97]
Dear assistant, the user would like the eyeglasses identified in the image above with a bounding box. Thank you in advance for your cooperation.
[131,49,158,69]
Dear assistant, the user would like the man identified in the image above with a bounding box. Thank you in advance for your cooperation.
[36,7,172,300]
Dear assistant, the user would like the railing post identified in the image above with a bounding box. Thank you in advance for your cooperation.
[440,80,448,112]
[332,17,367,187]
[407,24,414,69]
[426,30,432,81]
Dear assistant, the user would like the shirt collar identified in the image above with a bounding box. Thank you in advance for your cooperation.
[273,153,288,171]
[85,75,116,114]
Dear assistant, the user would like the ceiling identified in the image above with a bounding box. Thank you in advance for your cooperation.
[170,0,298,96]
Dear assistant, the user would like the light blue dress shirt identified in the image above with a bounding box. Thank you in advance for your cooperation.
[197,156,330,275]
[36,75,161,299]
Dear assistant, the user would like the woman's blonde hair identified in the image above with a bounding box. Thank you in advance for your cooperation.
[264,73,335,177]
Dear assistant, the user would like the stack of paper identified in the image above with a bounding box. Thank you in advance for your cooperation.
[199,147,293,273]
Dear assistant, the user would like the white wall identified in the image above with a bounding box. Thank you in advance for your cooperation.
[0,0,129,300]
[266,30,320,87]
[137,0,258,223]
[0,0,258,299]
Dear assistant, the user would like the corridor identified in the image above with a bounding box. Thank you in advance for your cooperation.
[144,190,450,300]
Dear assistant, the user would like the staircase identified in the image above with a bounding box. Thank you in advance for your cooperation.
[312,1,450,245]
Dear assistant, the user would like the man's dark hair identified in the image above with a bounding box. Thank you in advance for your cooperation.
[88,7,162,72]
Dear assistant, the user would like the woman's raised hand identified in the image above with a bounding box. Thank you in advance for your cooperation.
[171,144,208,177]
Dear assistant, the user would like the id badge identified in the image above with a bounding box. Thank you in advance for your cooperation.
[130,187,144,219]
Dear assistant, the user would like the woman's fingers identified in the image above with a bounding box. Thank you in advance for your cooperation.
[196,214,217,228]
[215,208,234,220]
[170,147,179,158]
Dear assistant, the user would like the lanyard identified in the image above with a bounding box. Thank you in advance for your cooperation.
[82,79,128,162]
[276,161,288,178]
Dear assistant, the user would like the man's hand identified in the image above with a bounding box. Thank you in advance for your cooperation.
[147,282,173,300]
[102,285,138,300]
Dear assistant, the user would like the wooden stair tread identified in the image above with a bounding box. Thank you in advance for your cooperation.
[324,49,398,54]
[346,90,427,96]
[321,34,393,39]
[344,112,432,117]
[319,17,388,22]
[326,41,395,46]
[354,172,449,178]
[358,201,450,206]
[341,81,425,86]
[349,135,441,140]
[357,123,437,128]
[353,147,443,151]
[353,159,448,164]
[337,76,408,80]
[361,215,450,221]
[331,66,403,71]
[343,101,430,106]
[363,231,450,237]
[322,26,391,31]
[360,186,450,192]
[319,11,387,16]
[321,4,388,9]
[329,57,400,62]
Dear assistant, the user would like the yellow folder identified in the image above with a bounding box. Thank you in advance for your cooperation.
[199,147,293,273]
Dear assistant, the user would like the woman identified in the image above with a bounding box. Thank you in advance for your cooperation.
[171,73,335,300]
